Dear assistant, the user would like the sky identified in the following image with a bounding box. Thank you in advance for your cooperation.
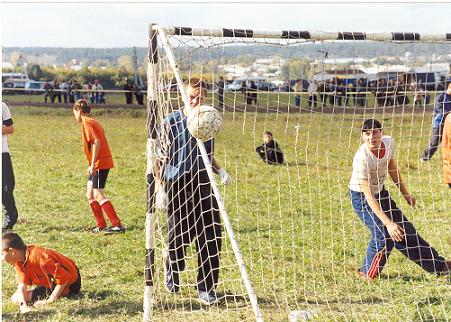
[1,1,450,48]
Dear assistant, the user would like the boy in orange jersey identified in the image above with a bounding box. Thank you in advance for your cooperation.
[442,112,451,188]
[73,99,125,233]
[2,232,81,313]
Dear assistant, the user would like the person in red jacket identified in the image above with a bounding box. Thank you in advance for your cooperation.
[2,231,81,313]
[73,99,125,234]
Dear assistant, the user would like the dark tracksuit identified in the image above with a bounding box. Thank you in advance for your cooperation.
[2,117,18,229]
[421,92,451,160]
[256,140,284,165]
[350,188,446,278]
[161,110,221,293]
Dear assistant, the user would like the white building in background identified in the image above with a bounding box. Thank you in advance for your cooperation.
[2,62,14,69]
[219,55,285,80]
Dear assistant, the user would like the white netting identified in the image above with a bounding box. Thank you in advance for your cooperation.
[145,27,451,321]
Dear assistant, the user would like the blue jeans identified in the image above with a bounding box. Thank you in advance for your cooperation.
[349,188,445,278]
[295,95,301,107]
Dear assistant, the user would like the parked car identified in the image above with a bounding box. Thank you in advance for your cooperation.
[2,78,28,95]
[25,80,46,94]
[227,77,267,92]
[257,82,277,91]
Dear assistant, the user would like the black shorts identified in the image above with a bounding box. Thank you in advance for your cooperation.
[31,268,81,302]
[89,169,110,189]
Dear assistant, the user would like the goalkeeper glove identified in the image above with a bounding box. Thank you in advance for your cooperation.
[155,182,168,209]
[218,169,232,186]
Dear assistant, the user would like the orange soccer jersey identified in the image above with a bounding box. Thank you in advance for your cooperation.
[443,113,451,184]
[81,116,114,170]
[14,245,79,295]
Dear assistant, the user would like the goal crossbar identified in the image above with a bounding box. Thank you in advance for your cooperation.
[151,25,450,42]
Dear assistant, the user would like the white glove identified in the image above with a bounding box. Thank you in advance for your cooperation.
[155,182,168,210]
[218,169,232,186]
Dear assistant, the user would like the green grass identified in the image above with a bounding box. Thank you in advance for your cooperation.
[2,105,450,321]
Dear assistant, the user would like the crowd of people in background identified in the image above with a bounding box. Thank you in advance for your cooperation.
[41,78,145,105]
[295,75,436,108]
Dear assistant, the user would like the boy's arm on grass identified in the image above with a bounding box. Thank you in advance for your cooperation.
[359,179,404,242]
[33,282,68,307]
[15,283,32,313]
[388,158,416,207]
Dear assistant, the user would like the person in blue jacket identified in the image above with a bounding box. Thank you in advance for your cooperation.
[421,81,451,161]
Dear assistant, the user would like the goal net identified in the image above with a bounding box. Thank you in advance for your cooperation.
[145,25,451,321]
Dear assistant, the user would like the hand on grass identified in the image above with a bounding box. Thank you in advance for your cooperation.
[404,194,416,208]
[218,169,232,186]
[386,221,404,242]
[19,303,33,314]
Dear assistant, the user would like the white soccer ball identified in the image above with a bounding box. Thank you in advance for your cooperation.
[187,105,223,141]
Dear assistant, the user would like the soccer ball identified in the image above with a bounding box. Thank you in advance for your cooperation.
[187,105,223,141]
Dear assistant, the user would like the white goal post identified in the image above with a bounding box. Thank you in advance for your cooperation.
[144,24,450,322]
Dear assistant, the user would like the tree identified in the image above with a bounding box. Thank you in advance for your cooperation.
[117,55,134,73]
[281,58,312,80]
[27,64,43,80]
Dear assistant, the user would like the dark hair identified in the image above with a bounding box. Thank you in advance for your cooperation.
[361,119,382,132]
[2,232,26,251]
[264,131,273,136]
[73,99,91,114]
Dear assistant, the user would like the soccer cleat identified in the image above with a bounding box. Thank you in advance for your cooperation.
[91,226,107,233]
[103,226,126,234]
[197,291,220,305]
[164,266,180,293]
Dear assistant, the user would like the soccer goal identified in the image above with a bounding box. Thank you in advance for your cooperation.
[144,25,451,321]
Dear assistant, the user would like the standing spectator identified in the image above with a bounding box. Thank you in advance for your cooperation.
[133,83,144,105]
[396,75,410,106]
[60,79,69,104]
[217,76,225,109]
[356,78,366,107]
[43,81,54,103]
[328,80,335,106]
[442,113,451,188]
[2,102,19,230]
[307,80,317,108]
[92,80,103,104]
[349,118,450,280]
[293,79,303,107]
[68,80,75,104]
[72,99,125,234]
[82,82,91,102]
[421,82,451,161]
[156,78,232,305]
[256,131,284,165]
[123,79,133,104]
[53,80,61,103]
[72,80,82,101]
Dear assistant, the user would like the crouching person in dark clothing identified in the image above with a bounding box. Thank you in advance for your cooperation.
[256,131,284,165]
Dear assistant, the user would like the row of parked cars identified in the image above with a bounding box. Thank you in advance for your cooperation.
[2,78,46,94]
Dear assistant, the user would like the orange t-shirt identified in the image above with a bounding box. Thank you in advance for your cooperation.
[443,113,451,184]
[81,116,114,170]
[14,245,79,295]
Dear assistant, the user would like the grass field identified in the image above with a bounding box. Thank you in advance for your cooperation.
[2,104,450,322]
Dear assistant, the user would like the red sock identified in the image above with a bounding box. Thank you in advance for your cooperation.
[89,199,107,229]
[99,199,122,227]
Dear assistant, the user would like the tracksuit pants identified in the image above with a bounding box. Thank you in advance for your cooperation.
[166,174,222,292]
[2,153,18,229]
[421,125,443,160]
[350,188,446,279]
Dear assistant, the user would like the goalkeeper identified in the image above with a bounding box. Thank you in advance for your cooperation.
[155,78,232,305]
[349,119,450,280]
